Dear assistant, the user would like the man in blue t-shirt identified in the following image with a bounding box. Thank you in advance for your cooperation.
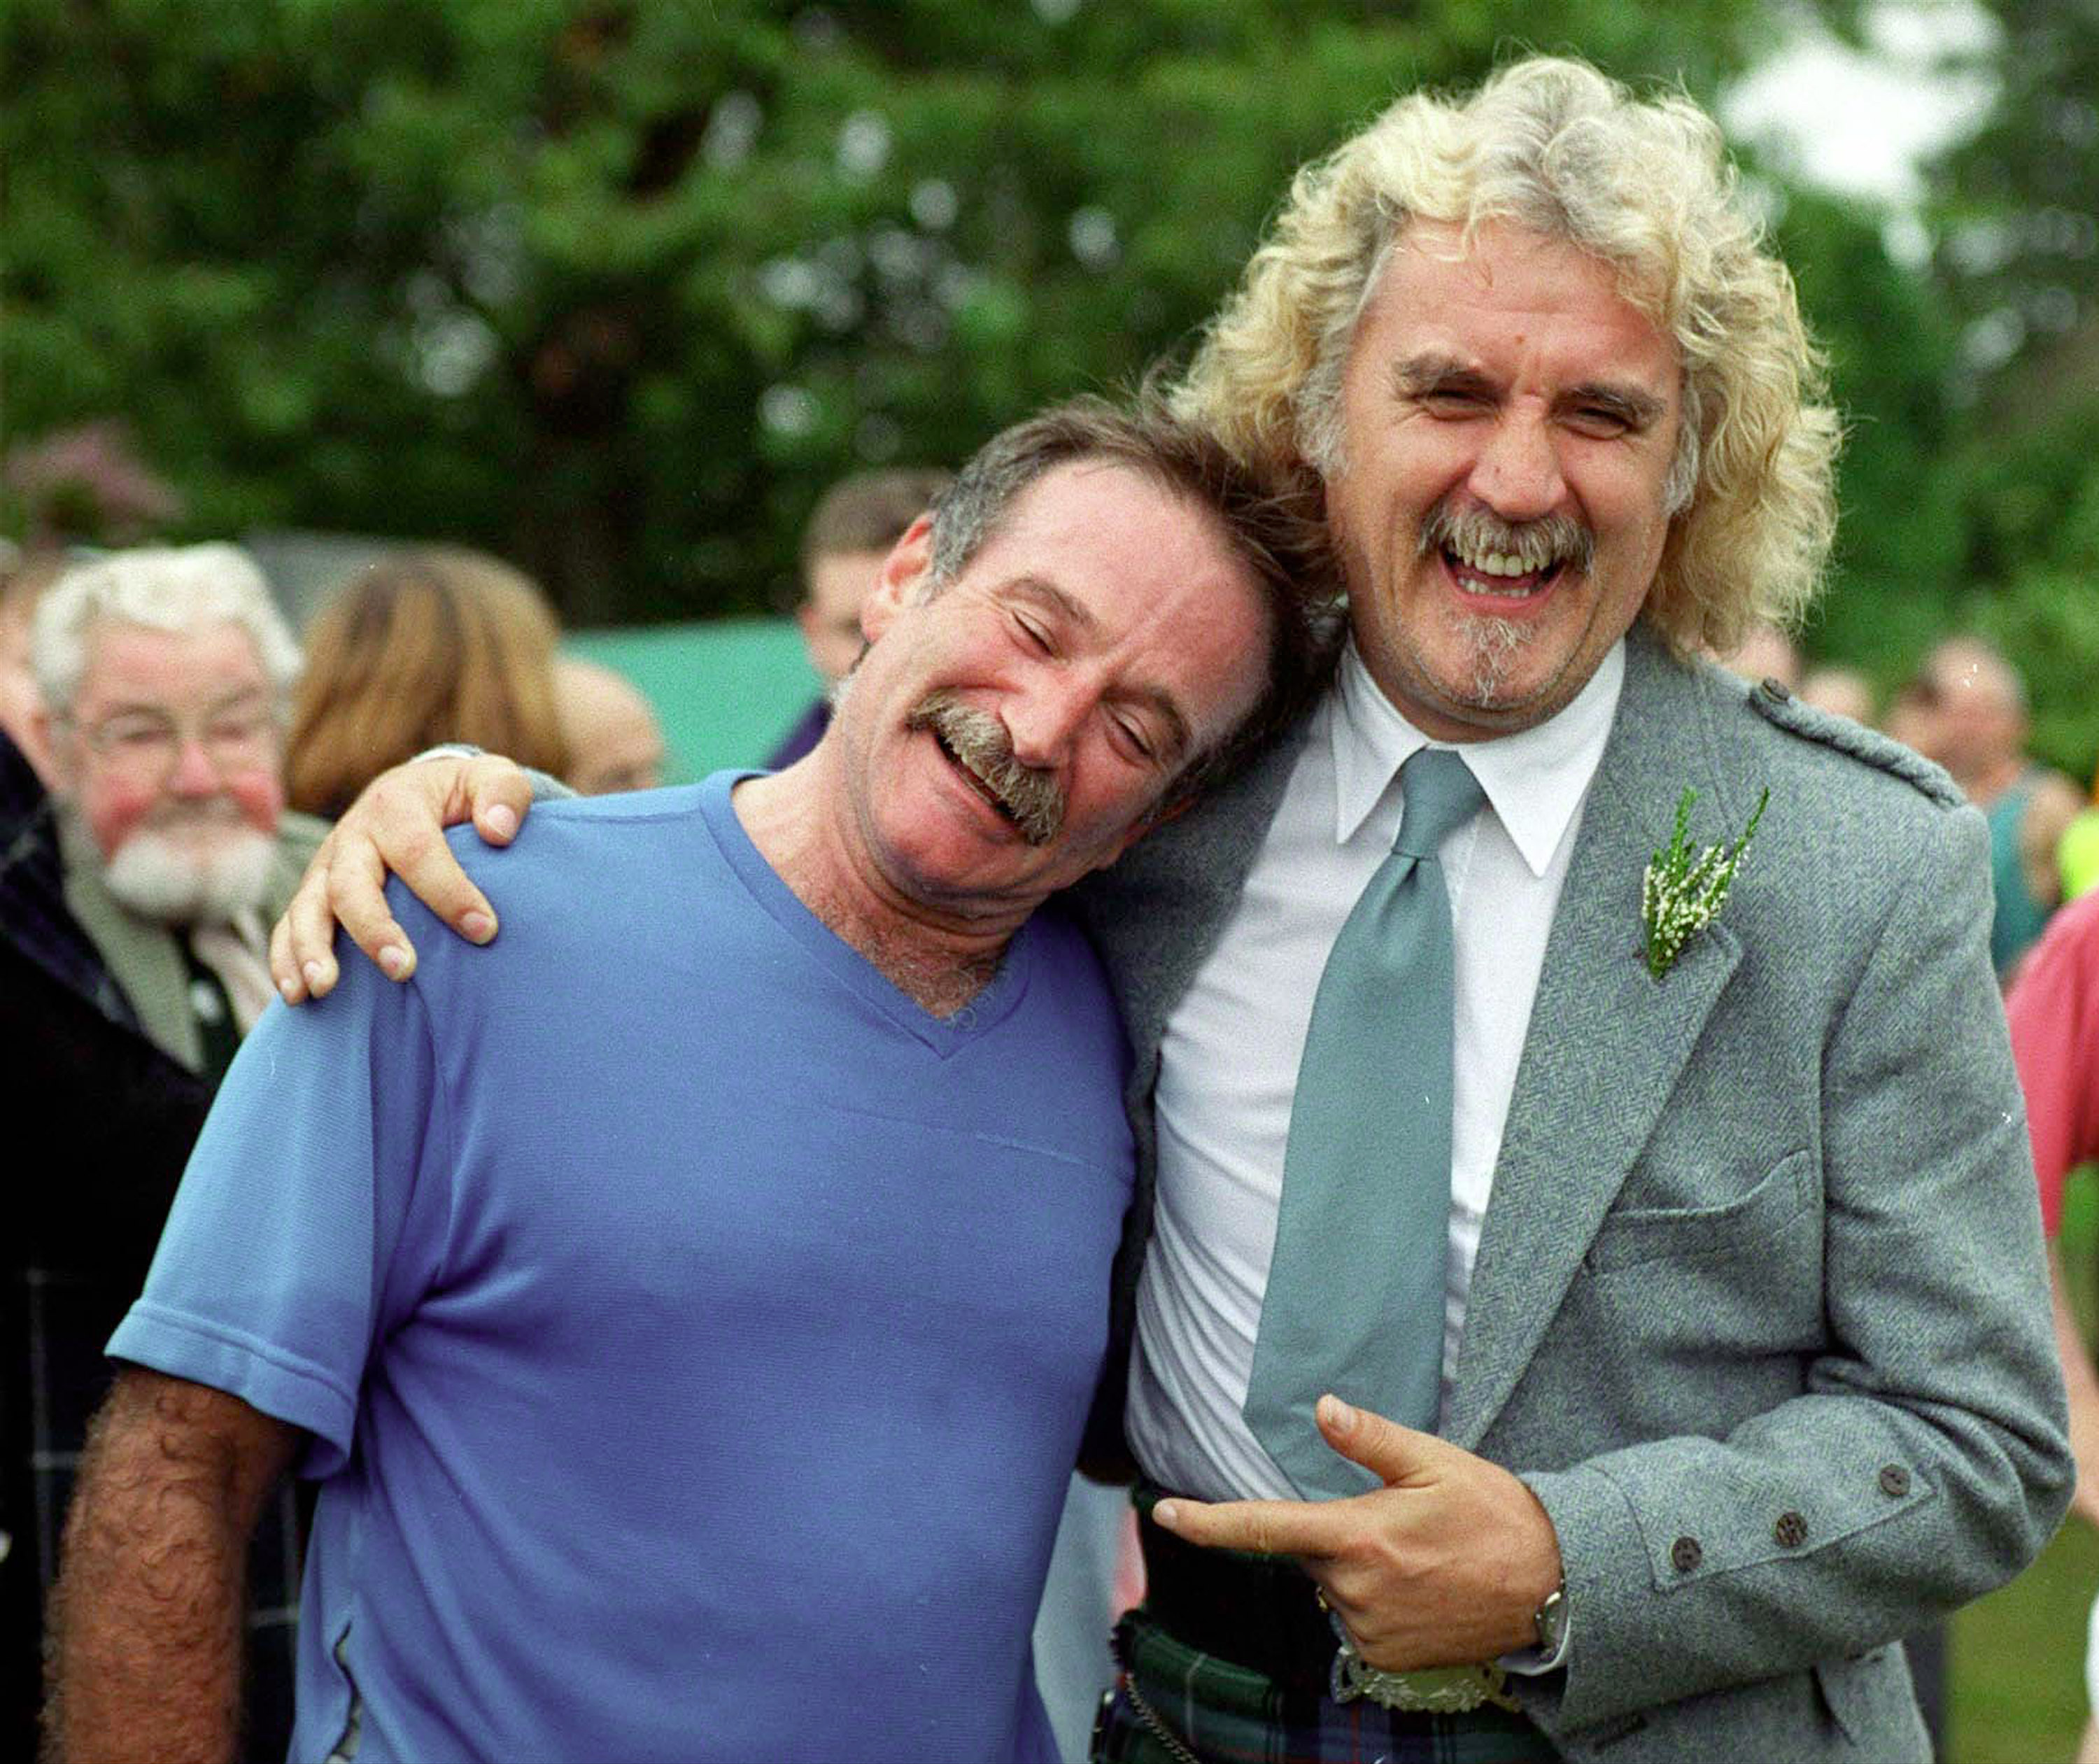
[45,397,1328,1764]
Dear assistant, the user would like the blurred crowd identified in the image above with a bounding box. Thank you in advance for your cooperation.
[1711,621,2094,988]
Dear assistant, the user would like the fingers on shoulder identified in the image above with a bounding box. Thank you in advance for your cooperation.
[462,756,533,835]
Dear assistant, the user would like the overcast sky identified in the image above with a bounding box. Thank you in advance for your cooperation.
[1722,0,2000,206]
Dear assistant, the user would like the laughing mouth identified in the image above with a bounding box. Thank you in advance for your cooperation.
[1447,549,1567,598]
[933,727,1022,825]
[1421,504,1594,600]
[907,693,1064,847]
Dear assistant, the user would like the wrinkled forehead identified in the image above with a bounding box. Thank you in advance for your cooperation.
[1380,215,1672,333]
[78,615,269,705]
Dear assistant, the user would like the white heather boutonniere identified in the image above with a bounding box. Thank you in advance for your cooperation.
[1641,786,1769,980]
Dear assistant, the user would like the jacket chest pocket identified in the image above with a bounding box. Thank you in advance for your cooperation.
[1577,1150,1824,1360]
[1585,1148,1817,1274]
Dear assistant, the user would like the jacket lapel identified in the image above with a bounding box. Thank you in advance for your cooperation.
[1448,630,1744,1448]
[1072,717,1313,1060]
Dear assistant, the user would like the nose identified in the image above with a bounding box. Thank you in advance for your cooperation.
[1468,407,1566,521]
[1002,674,1092,770]
[165,734,222,796]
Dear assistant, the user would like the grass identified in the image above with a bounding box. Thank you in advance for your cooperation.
[1946,1169,2099,1763]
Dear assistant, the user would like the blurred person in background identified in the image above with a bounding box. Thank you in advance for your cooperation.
[1708,619,1801,691]
[0,716,215,1755]
[553,655,666,794]
[1882,675,1939,756]
[1797,664,1875,726]
[13,542,318,1757]
[2006,889,2099,1764]
[0,548,68,788]
[285,547,569,821]
[768,465,954,768]
[1914,634,2082,980]
[31,544,322,1081]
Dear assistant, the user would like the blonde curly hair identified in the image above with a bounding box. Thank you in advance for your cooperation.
[1173,57,1840,656]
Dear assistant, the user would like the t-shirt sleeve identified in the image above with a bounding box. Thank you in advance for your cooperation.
[108,936,451,1477]
[2006,901,2099,1239]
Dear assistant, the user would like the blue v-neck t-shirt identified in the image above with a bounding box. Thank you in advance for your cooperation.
[112,773,1134,1763]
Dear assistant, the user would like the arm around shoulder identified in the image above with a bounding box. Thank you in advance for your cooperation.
[43,1369,301,1764]
[268,751,542,1001]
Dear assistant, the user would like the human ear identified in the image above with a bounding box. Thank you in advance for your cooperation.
[861,515,938,642]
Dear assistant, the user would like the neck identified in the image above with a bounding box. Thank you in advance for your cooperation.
[731,764,1022,1017]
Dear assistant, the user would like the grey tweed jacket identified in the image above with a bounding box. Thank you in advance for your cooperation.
[1068,624,2071,1761]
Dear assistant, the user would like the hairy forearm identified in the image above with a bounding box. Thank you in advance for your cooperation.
[43,1371,297,1764]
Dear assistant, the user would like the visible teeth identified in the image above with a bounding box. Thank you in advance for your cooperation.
[1457,549,1540,577]
[938,735,1008,813]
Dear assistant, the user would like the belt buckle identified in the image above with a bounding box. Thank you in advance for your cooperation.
[1328,1623,1520,1714]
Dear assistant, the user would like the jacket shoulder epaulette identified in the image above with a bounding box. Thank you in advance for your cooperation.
[1741,677,1963,810]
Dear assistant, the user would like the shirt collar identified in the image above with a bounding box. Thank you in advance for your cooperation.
[1327,635,1625,878]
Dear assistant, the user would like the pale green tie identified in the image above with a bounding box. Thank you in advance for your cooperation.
[1244,747,1485,1498]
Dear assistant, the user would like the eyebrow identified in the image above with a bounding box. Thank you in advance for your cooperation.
[1007,577,1194,763]
[1392,354,1668,428]
[1561,380,1668,428]
[1393,354,1487,397]
[92,686,274,721]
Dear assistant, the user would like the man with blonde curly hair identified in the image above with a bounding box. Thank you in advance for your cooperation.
[263,57,2061,1764]
[1078,57,2061,1762]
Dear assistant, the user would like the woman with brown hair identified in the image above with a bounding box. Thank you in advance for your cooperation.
[285,547,570,820]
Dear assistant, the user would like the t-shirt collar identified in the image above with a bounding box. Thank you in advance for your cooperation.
[1328,635,1625,878]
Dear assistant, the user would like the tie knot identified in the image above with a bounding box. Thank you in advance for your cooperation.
[1393,748,1484,857]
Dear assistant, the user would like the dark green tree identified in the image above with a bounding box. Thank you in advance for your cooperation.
[4,0,1829,623]
[1926,0,2099,405]
[1915,0,2099,777]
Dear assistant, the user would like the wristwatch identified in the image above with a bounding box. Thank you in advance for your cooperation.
[1533,1580,1569,1658]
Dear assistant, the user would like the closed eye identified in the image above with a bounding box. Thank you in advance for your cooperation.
[1420,386,1492,416]
[1561,383,1664,439]
[1011,611,1053,654]
[1108,713,1157,764]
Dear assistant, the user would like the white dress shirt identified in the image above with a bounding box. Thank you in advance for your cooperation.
[1126,637,1625,1503]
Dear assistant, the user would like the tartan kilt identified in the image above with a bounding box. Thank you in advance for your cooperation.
[1094,1609,1560,1764]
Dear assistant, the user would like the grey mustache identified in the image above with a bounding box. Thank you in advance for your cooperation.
[907,691,1066,846]
[1418,502,1595,577]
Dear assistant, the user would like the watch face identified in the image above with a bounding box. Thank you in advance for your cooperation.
[1536,1586,1569,1653]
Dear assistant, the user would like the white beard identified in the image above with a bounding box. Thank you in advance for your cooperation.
[101,821,276,925]
[1446,604,1539,706]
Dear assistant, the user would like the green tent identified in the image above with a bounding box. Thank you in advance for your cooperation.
[565,619,819,783]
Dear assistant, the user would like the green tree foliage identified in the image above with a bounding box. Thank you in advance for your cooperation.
[1927,0,2099,402]
[3,0,1812,622]
[1769,184,1967,679]
[1918,0,2099,779]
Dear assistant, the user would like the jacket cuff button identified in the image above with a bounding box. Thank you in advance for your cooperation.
[1670,1535,1703,1573]
[1878,1465,1911,1497]
[1774,1511,1808,1548]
